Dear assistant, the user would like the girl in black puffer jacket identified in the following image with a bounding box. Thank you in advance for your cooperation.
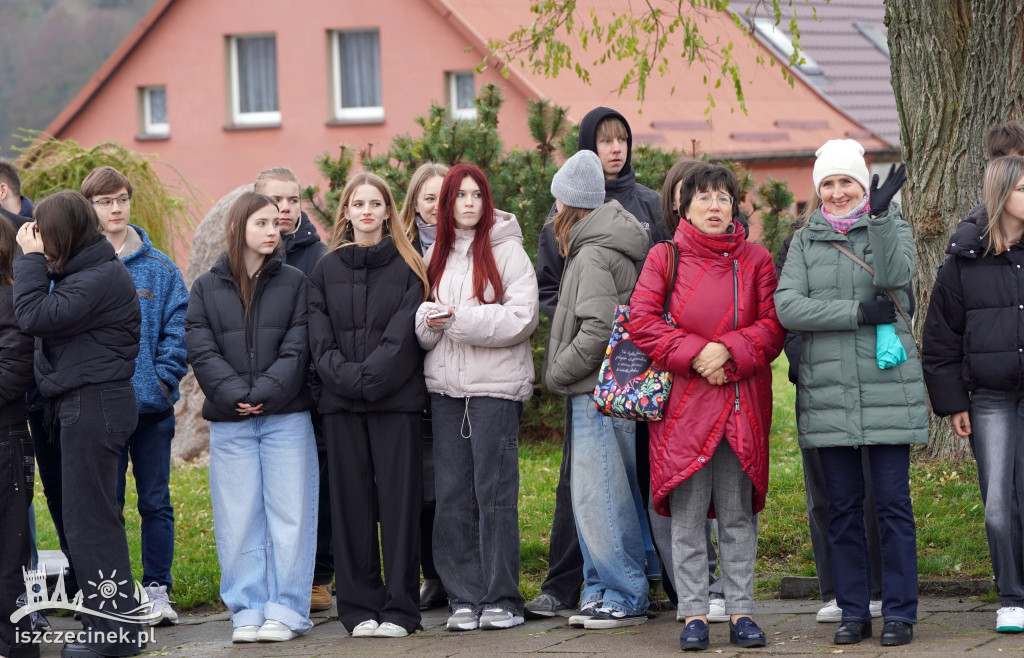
[308,172,429,639]
[186,192,317,644]
[13,190,143,657]
[923,155,1024,634]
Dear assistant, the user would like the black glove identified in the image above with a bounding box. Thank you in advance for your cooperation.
[869,163,906,215]
[859,296,897,325]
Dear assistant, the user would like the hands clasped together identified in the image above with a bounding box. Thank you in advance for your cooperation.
[691,341,733,386]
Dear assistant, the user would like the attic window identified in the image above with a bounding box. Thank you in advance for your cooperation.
[227,34,280,126]
[752,17,823,76]
[855,22,890,57]
[139,86,168,137]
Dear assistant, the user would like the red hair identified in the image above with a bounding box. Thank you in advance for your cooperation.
[427,163,504,304]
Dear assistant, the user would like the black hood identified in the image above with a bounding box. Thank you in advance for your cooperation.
[578,106,633,177]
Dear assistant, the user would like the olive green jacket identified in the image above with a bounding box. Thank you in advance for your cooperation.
[543,201,649,396]
[774,203,929,448]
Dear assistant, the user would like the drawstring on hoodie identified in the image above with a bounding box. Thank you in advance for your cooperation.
[461,397,473,438]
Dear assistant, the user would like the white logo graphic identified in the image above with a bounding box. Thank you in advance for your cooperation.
[11,566,161,624]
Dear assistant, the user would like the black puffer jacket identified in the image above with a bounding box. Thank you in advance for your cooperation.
[14,237,140,398]
[0,283,35,428]
[536,107,671,318]
[282,212,327,276]
[308,236,426,414]
[922,220,1024,416]
[185,252,312,422]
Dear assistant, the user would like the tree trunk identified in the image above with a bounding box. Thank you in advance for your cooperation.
[887,0,1024,460]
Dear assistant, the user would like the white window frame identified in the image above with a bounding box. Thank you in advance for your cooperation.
[228,34,280,126]
[855,22,890,57]
[140,86,169,136]
[449,71,476,120]
[751,17,823,76]
[331,29,384,122]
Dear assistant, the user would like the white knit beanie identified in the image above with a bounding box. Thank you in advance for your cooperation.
[812,139,870,193]
[551,151,606,210]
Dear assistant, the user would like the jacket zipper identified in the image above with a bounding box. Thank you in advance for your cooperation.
[247,273,262,391]
[733,260,740,414]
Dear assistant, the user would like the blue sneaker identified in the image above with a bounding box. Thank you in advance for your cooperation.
[680,618,709,651]
[729,616,767,648]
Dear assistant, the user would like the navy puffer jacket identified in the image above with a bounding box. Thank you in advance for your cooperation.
[922,220,1024,415]
[14,237,140,398]
[186,252,312,422]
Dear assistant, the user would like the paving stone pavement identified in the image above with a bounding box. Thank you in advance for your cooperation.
[26,595,1024,656]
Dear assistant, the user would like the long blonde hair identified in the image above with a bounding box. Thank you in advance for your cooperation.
[983,155,1024,255]
[398,162,449,242]
[329,172,429,300]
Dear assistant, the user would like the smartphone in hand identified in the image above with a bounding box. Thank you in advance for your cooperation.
[426,310,452,320]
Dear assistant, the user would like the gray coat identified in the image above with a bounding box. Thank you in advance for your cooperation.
[774,204,929,448]
[543,201,649,395]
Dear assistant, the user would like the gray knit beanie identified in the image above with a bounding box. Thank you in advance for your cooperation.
[551,151,606,209]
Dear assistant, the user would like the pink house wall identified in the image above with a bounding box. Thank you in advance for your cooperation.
[57,0,535,210]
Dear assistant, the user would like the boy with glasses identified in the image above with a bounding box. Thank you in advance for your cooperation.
[81,166,189,627]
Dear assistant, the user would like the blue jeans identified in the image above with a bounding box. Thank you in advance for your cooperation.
[209,412,318,633]
[818,444,917,624]
[569,394,649,616]
[116,412,175,589]
[969,388,1024,606]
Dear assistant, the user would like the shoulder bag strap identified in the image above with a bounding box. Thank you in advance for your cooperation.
[829,241,913,332]
[661,240,679,316]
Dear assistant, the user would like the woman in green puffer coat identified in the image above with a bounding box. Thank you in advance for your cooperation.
[775,139,927,648]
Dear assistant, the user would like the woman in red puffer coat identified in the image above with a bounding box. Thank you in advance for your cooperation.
[631,163,784,652]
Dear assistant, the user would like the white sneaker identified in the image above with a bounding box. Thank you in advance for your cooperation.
[708,596,729,623]
[257,620,298,642]
[479,607,524,630]
[568,601,600,627]
[446,607,479,631]
[816,599,842,623]
[144,583,178,626]
[997,606,1024,633]
[870,600,882,618]
[231,625,259,643]
[352,619,379,637]
[373,621,409,637]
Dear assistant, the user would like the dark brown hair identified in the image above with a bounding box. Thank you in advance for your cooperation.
[661,157,705,231]
[224,191,278,312]
[985,122,1024,160]
[33,190,103,274]
[0,215,16,285]
[80,166,133,199]
[0,158,21,199]
[677,164,741,223]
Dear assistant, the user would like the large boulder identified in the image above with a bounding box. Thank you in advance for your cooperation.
[171,184,252,464]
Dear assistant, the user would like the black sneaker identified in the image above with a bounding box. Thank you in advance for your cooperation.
[583,608,648,629]
[568,602,600,627]
[525,593,570,619]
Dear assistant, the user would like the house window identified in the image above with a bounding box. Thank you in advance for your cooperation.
[228,34,280,125]
[139,86,169,137]
[751,17,823,76]
[449,71,476,120]
[855,22,890,57]
[331,29,383,122]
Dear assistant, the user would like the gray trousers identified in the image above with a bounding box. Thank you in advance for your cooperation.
[671,439,756,617]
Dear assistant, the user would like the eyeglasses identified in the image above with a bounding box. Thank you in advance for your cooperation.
[694,193,733,207]
[92,195,131,208]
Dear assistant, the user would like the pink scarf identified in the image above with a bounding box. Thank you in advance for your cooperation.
[821,191,871,234]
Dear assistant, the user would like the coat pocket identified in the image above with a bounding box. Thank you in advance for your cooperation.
[57,390,81,427]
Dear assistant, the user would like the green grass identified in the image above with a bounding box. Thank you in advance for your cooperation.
[30,361,991,610]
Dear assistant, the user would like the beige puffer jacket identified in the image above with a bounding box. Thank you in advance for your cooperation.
[415,210,539,402]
